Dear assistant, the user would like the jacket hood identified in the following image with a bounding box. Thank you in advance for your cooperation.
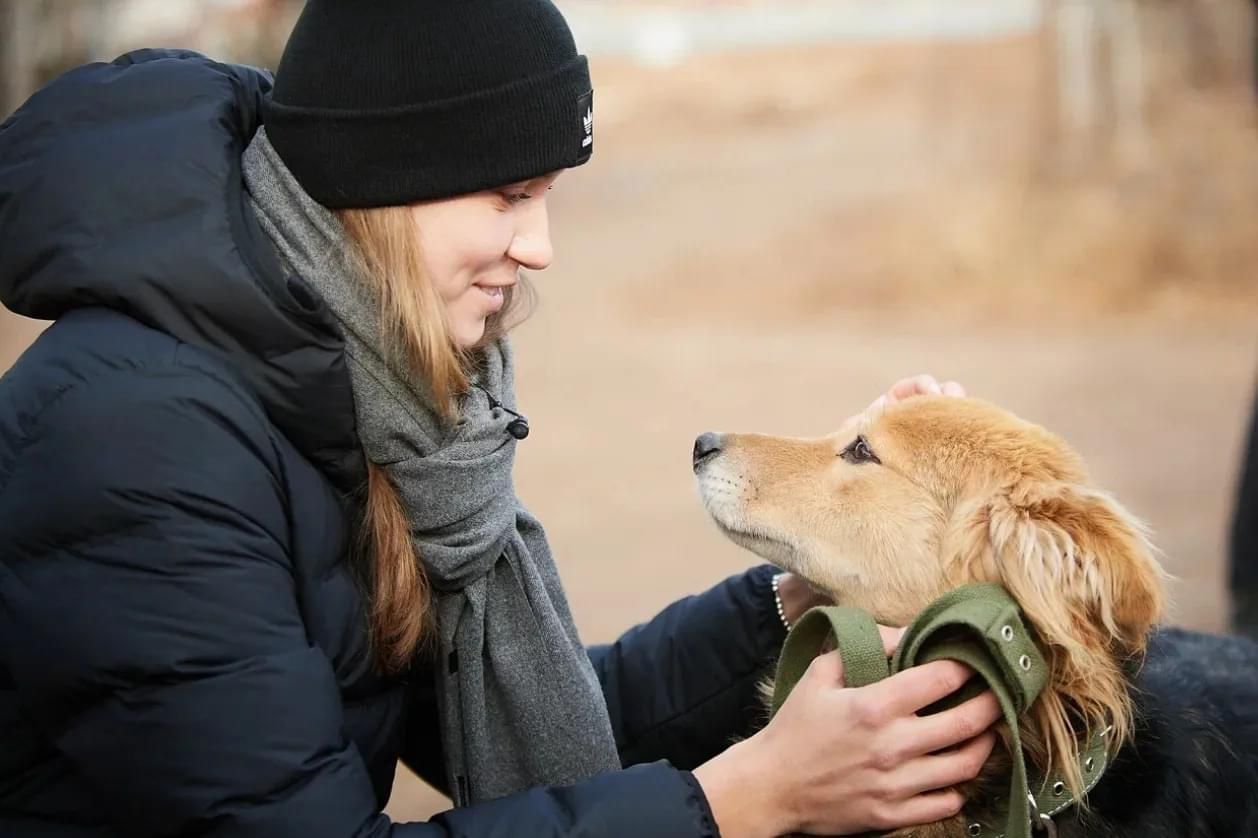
[0,49,364,492]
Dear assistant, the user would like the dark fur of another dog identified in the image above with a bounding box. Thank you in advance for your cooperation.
[1061,626,1258,838]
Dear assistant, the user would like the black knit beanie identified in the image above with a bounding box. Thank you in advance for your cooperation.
[264,0,594,209]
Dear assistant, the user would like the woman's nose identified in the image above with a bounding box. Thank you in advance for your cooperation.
[508,202,553,270]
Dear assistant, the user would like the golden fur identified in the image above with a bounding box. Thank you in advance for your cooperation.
[696,396,1168,837]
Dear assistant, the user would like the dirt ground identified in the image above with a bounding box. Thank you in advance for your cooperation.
[2,34,1256,821]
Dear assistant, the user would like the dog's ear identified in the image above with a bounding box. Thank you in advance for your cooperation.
[951,480,1165,655]
[946,479,1167,792]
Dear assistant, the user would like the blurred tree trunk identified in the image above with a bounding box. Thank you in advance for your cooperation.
[1105,0,1149,169]
[1,0,37,119]
[1253,0,1258,99]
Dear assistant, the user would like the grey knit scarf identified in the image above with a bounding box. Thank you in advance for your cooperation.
[242,129,621,804]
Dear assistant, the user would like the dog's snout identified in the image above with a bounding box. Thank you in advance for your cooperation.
[693,432,724,472]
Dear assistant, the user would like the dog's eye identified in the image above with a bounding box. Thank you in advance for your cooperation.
[841,435,881,465]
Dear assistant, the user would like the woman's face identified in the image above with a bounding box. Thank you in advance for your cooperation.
[409,172,560,348]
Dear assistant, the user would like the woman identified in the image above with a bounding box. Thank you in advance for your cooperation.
[0,2,999,836]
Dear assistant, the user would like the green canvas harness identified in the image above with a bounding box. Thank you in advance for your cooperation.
[769,583,1111,838]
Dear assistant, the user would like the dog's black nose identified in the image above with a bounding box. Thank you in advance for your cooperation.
[693,432,724,472]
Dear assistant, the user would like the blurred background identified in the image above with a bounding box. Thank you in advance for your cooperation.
[3,0,1257,821]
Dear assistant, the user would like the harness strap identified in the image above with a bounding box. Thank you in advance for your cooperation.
[770,583,1106,838]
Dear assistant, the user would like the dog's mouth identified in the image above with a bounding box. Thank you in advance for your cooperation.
[697,462,805,569]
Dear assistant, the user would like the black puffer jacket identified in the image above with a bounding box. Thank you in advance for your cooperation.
[0,51,787,837]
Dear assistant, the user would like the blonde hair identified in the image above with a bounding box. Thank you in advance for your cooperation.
[336,204,534,673]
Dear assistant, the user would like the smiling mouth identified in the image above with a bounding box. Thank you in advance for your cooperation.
[474,284,511,312]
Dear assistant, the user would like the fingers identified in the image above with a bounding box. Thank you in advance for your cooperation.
[864,394,890,416]
[884,374,967,405]
[902,690,1003,756]
[865,732,995,831]
[891,731,997,797]
[874,659,977,716]
[802,649,846,687]
[875,789,966,831]
[887,374,942,404]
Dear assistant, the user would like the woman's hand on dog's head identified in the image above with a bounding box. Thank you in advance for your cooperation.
[887,374,967,403]
[839,374,967,437]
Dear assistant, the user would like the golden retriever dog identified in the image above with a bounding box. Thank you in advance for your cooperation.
[693,395,1258,837]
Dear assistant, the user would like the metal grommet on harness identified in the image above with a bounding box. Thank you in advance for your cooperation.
[1027,793,1058,837]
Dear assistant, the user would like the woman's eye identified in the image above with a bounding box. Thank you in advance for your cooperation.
[841,436,881,465]
[498,182,555,207]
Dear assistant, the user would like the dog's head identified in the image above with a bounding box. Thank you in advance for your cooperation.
[694,396,1167,794]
